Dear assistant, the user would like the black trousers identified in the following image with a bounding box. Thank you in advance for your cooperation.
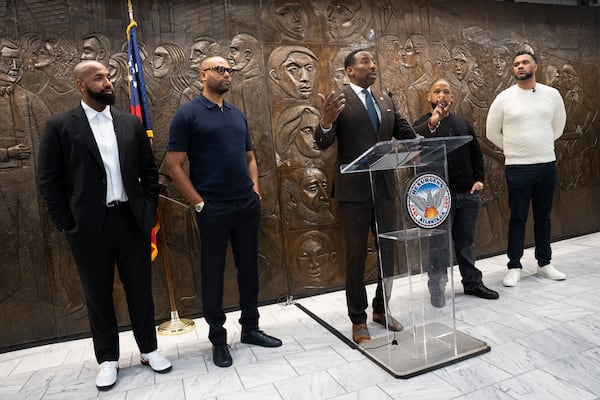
[196,193,260,345]
[339,199,388,324]
[67,204,157,363]
[428,191,484,291]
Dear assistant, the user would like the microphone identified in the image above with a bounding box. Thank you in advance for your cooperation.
[386,90,420,139]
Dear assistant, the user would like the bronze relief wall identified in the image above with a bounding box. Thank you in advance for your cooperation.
[0,0,598,350]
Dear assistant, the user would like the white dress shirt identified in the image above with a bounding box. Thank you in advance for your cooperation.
[81,101,128,204]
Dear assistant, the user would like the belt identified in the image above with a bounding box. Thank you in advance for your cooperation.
[107,200,127,207]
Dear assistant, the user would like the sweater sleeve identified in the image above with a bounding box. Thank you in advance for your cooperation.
[486,95,504,150]
[551,90,566,140]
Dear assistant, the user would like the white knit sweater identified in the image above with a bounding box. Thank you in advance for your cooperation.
[486,83,566,165]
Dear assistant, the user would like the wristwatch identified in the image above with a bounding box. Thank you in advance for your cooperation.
[194,201,205,213]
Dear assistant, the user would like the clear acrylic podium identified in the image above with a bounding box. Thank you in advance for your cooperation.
[341,136,490,378]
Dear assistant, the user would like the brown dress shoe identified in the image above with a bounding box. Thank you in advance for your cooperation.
[352,323,371,344]
[373,313,404,332]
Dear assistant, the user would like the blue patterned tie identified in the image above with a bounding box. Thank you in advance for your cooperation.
[362,89,380,133]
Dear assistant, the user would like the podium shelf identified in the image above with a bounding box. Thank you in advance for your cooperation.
[379,227,446,242]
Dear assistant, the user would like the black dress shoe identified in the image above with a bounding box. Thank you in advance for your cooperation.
[241,329,282,348]
[464,284,499,300]
[212,344,232,367]
[428,286,446,308]
[430,291,446,308]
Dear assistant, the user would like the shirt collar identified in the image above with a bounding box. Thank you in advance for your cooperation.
[349,82,371,97]
[199,94,230,110]
[81,100,113,121]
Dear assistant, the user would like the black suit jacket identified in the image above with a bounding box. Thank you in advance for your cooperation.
[38,105,159,242]
[314,85,429,202]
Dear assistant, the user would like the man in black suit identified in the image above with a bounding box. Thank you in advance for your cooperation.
[37,60,171,391]
[314,49,430,344]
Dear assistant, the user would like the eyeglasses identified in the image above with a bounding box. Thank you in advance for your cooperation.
[203,66,235,75]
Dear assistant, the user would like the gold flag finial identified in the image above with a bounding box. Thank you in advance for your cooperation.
[128,0,134,22]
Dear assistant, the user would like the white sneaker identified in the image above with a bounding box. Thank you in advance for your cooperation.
[96,361,118,390]
[502,269,521,287]
[537,264,566,281]
[141,350,172,373]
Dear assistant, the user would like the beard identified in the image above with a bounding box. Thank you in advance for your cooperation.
[515,70,534,81]
[86,87,116,105]
[214,81,230,94]
[215,86,229,95]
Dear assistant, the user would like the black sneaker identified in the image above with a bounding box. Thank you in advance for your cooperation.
[212,344,232,367]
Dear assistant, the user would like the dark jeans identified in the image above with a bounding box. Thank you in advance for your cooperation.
[505,162,556,269]
[196,193,260,345]
[428,191,483,292]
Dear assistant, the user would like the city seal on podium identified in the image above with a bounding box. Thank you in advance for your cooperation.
[406,173,451,229]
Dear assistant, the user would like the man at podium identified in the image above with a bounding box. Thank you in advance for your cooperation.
[314,49,430,344]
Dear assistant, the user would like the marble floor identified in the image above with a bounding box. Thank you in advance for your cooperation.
[1,232,599,400]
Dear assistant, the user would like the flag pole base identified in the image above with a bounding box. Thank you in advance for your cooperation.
[158,311,195,336]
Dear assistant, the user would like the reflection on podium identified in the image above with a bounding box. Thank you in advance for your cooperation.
[341,136,490,378]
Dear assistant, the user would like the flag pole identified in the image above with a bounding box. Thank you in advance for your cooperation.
[126,1,194,335]
[157,196,195,335]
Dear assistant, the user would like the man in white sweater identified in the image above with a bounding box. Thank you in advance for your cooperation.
[486,50,566,287]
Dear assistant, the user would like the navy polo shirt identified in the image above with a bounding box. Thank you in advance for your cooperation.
[168,94,254,201]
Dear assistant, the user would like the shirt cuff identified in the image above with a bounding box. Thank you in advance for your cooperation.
[320,124,332,133]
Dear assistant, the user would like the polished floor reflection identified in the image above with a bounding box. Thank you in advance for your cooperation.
[1,232,599,400]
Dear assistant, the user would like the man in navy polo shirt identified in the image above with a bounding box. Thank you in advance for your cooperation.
[166,56,282,368]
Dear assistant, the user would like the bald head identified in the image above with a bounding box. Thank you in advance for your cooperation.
[73,60,107,80]
[427,78,453,109]
[199,56,233,99]
[429,78,451,92]
[73,60,114,111]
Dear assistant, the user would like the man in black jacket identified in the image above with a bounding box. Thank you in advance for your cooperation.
[38,60,171,390]
[415,79,499,307]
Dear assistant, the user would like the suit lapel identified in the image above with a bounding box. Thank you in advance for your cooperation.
[344,86,377,137]
[72,106,103,167]
[111,110,127,170]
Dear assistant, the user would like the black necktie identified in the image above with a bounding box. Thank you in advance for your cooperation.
[362,89,380,133]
